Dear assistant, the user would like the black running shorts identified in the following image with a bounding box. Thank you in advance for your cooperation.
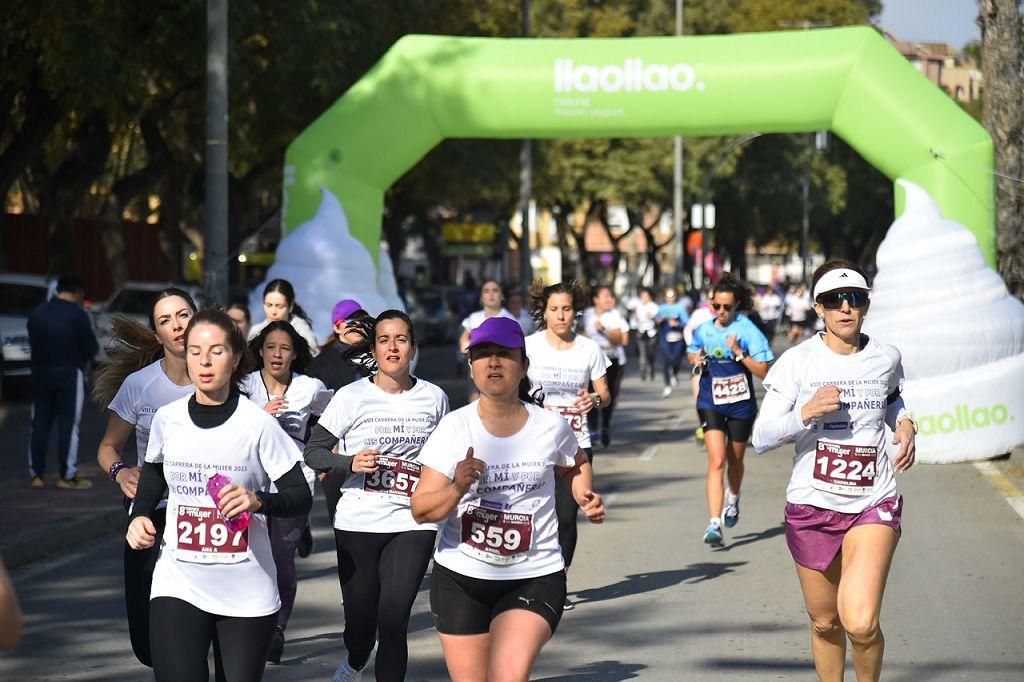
[430,562,566,635]
[698,408,754,442]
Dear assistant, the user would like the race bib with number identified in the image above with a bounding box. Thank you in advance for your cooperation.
[812,440,878,496]
[363,457,422,505]
[549,404,585,438]
[664,330,683,343]
[174,505,249,564]
[711,374,752,405]
[459,505,534,565]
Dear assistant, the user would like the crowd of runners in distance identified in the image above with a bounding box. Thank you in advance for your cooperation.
[90,261,915,681]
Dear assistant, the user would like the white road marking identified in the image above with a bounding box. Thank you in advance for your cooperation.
[639,445,659,462]
[973,461,1024,521]
[669,415,685,429]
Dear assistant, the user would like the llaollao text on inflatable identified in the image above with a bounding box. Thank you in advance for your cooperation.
[863,180,1024,463]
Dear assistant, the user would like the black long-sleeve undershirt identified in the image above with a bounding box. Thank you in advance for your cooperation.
[130,462,311,520]
[303,424,354,477]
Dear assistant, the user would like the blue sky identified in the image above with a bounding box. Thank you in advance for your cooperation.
[877,0,982,49]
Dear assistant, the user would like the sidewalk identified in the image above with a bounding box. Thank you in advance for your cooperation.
[1,346,469,570]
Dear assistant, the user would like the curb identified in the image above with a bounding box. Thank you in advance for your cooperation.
[0,508,125,571]
[1010,445,1024,473]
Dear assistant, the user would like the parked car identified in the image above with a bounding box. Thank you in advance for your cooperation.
[0,273,57,400]
[92,281,204,358]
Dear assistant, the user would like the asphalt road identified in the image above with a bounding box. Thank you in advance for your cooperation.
[4,370,1024,681]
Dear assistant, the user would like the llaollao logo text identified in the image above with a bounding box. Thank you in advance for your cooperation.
[554,58,705,94]
[915,403,1015,436]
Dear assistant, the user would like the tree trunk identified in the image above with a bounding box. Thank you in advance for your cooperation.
[40,110,111,274]
[980,0,1024,298]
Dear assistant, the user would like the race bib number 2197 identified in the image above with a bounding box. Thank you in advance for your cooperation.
[175,505,249,564]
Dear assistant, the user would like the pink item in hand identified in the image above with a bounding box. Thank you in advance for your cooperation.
[207,473,251,533]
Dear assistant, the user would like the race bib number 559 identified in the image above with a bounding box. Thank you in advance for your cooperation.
[459,506,534,565]
[812,440,877,496]
[174,505,249,564]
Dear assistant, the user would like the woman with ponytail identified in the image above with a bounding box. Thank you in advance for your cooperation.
[94,288,197,669]
[248,279,320,356]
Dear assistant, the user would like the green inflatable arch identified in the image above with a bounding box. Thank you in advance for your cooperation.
[283,26,995,266]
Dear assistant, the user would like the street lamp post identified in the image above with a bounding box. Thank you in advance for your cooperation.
[672,0,685,287]
[204,0,229,304]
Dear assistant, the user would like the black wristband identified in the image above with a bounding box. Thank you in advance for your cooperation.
[109,461,129,483]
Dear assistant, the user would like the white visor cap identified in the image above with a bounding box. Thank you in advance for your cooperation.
[812,268,870,301]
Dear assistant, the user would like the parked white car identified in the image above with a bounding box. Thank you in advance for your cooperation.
[0,272,57,399]
[92,281,204,358]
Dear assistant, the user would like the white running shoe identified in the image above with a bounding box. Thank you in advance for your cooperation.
[661,386,672,398]
[332,658,363,682]
[670,374,678,387]
[723,492,740,528]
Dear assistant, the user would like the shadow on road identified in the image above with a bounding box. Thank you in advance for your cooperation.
[573,562,746,604]
[712,522,786,552]
[534,659,647,681]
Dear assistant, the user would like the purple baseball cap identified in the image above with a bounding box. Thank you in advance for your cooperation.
[468,316,525,350]
[331,299,366,325]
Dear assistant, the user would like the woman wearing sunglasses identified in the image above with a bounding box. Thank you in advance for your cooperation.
[752,259,916,682]
[686,273,774,545]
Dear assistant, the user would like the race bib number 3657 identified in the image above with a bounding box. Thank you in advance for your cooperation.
[174,505,249,564]
[812,441,878,496]
[363,457,422,505]
[459,506,534,565]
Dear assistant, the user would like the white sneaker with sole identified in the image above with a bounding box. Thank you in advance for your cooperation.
[661,386,672,398]
[333,658,363,682]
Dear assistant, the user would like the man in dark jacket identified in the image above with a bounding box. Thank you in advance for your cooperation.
[27,274,98,489]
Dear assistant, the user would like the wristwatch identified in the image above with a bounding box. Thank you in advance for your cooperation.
[591,393,603,408]
[733,350,746,361]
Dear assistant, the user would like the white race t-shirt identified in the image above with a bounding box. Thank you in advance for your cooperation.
[241,371,333,446]
[108,360,194,465]
[755,334,902,512]
[633,301,661,335]
[419,402,579,580]
[525,331,609,448]
[582,307,629,365]
[319,377,449,533]
[461,308,516,333]
[146,396,304,617]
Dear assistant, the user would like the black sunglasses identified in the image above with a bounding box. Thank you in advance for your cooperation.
[816,290,869,310]
[711,303,734,312]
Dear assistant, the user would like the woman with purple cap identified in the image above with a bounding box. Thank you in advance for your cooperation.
[752,259,917,682]
[413,316,605,682]
[308,299,373,525]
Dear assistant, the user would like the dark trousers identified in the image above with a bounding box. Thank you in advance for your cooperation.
[587,359,624,436]
[556,447,593,568]
[150,597,276,682]
[124,508,165,667]
[334,529,436,681]
[29,366,84,479]
[321,472,344,525]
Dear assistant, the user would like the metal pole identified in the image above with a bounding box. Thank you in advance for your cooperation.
[205,0,229,304]
[697,133,763,288]
[672,0,684,288]
[801,132,810,283]
[518,0,533,286]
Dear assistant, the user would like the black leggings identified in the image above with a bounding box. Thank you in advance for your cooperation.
[124,508,164,667]
[149,597,276,682]
[334,529,436,681]
[587,360,624,435]
[556,448,593,568]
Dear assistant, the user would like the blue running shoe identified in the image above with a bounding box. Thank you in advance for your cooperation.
[723,495,740,528]
[703,521,723,545]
